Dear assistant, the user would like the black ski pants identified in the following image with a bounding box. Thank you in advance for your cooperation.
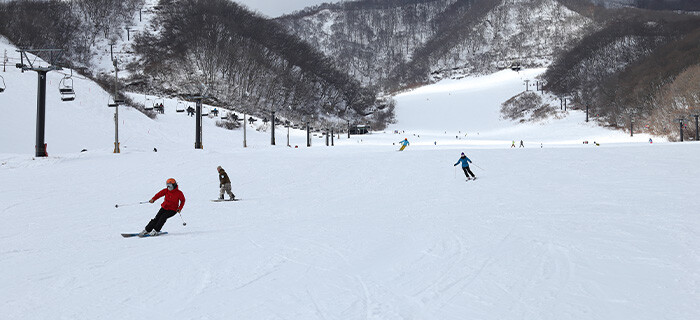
[462,166,475,178]
[146,208,177,232]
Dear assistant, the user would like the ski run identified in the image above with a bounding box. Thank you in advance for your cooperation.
[1,37,699,320]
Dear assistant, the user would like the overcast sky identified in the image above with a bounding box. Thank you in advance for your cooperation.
[234,0,333,18]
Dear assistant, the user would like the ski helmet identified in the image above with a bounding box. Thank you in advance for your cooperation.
[166,178,177,185]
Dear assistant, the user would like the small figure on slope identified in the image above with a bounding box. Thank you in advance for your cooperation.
[519,140,525,148]
[511,140,516,148]
[217,166,236,200]
[399,138,410,151]
[138,178,186,237]
[454,152,476,181]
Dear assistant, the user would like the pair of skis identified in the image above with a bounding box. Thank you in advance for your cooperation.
[121,232,169,238]
[121,198,240,237]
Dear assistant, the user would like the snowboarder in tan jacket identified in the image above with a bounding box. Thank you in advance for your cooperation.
[218,166,235,200]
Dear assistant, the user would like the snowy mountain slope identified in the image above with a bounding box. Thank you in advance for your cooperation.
[278,0,594,87]
[0,36,305,155]
[3,35,699,320]
[427,0,593,80]
[386,67,655,145]
[278,0,458,86]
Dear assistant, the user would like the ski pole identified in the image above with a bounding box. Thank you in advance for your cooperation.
[472,163,485,171]
[115,201,149,208]
[178,211,187,226]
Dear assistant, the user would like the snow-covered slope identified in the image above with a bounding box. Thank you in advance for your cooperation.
[2,37,698,320]
[0,37,301,155]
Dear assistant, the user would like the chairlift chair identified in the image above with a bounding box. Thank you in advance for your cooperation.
[220,111,228,120]
[201,106,210,116]
[153,98,165,114]
[176,102,185,113]
[0,75,6,93]
[510,62,522,72]
[59,76,76,102]
[144,96,154,110]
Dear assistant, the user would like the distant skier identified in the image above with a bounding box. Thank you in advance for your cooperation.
[186,106,195,117]
[649,138,653,144]
[519,140,524,148]
[399,138,410,151]
[217,166,235,200]
[454,152,476,180]
[139,178,186,237]
[511,140,516,148]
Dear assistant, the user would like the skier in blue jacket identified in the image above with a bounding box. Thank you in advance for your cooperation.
[398,138,410,151]
[454,152,476,180]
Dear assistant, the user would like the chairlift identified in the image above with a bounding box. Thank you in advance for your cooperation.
[59,76,75,102]
[153,98,165,114]
[201,106,209,116]
[0,75,5,93]
[176,101,185,113]
[144,96,154,110]
[510,62,522,72]
[220,111,229,120]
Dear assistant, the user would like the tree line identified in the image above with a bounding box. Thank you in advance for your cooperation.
[542,9,700,139]
[131,0,393,129]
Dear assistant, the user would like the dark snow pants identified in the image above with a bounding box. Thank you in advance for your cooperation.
[146,208,177,232]
[462,166,475,178]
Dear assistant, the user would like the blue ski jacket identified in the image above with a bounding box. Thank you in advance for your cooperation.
[400,139,409,146]
[455,156,472,167]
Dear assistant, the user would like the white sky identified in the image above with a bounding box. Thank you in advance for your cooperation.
[234,0,334,18]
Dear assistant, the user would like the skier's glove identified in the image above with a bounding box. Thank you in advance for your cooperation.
[149,199,154,204]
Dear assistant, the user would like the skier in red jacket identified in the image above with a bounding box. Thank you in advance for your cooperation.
[139,178,186,237]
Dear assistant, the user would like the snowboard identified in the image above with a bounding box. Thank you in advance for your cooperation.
[211,198,240,202]
[121,232,168,238]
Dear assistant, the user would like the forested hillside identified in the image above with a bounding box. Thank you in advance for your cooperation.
[278,0,593,90]
[2,0,697,137]
[131,0,393,129]
[543,9,700,140]
[0,0,395,130]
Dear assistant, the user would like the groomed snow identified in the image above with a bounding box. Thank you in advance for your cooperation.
[1,37,699,320]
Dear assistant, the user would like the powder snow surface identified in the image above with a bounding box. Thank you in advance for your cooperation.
[1,38,698,319]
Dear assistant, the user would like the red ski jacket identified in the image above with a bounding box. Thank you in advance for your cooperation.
[152,187,186,211]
